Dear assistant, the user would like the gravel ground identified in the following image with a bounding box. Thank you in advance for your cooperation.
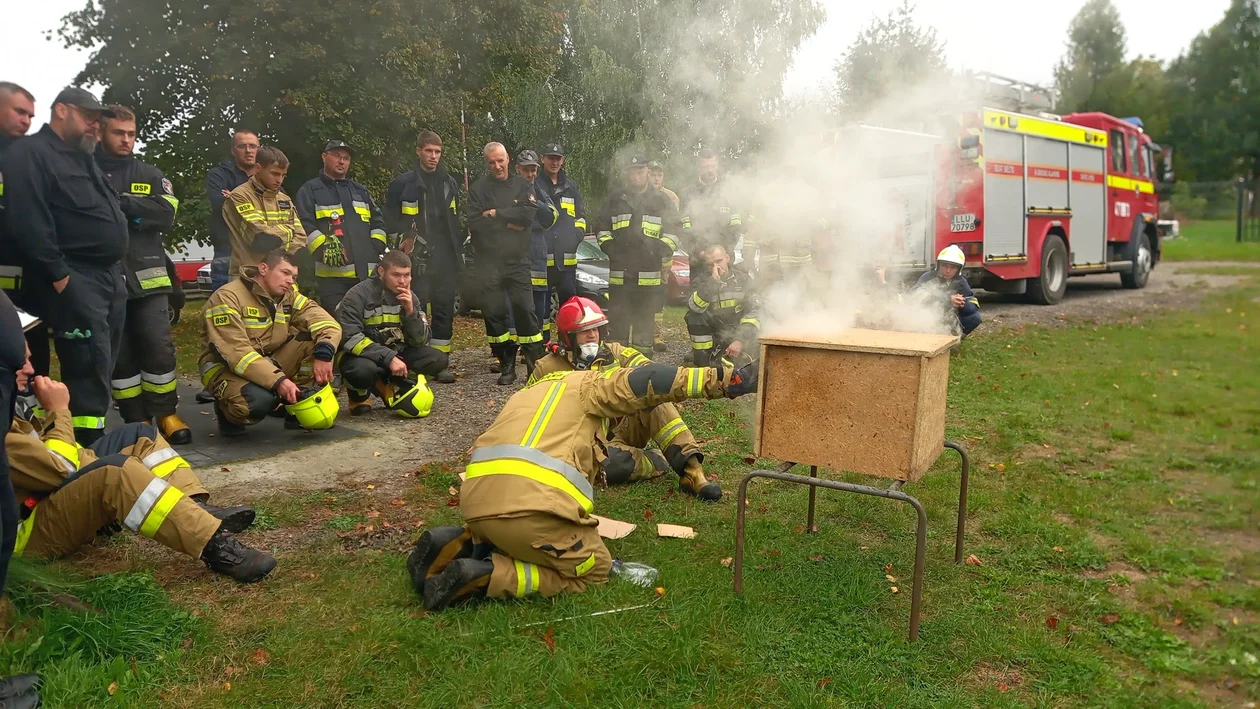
[204,260,1255,498]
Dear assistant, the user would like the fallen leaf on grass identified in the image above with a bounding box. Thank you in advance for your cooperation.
[654,587,666,597]
[817,677,832,689]
[390,498,406,506]
[224,682,231,691]
[445,497,459,507]
[720,557,733,568]
[373,451,381,457]
[542,626,556,654]
[643,509,654,520]
[808,554,825,562]
[1046,616,1059,630]
[884,563,894,574]
[1100,613,1119,625]
[996,463,1006,472]
[794,525,805,533]
[998,682,1010,693]
[811,525,819,533]
[108,681,118,696]
[890,586,899,594]
[220,467,230,472]
[367,484,375,490]
[742,456,756,464]
[885,574,897,582]
[1174,617,1184,626]
[965,554,983,566]
[448,486,459,496]
[251,648,270,666]
[366,510,381,519]
[1052,546,1065,553]
[224,666,241,678]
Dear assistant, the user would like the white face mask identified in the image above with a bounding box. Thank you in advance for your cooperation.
[578,342,600,362]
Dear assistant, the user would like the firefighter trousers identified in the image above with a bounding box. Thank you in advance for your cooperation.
[18,454,221,560]
[684,310,743,367]
[205,337,314,425]
[607,281,661,350]
[340,346,450,395]
[315,277,359,314]
[469,512,613,599]
[601,404,706,489]
[547,267,578,312]
[480,258,542,362]
[419,251,460,355]
[86,422,208,498]
[111,294,179,422]
[506,287,553,344]
[29,263,127,445]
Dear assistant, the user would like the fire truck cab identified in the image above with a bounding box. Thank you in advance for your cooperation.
[936,108,1160,304]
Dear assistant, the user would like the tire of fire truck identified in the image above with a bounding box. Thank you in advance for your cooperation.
[1026,234,1068,305]
[1120,231,1153,290]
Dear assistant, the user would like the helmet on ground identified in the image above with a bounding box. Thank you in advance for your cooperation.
[285,383,340,429]
[389,376,433,418]
[555,296,609,369]
[937,244,966,268]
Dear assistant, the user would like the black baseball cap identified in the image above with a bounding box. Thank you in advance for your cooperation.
[53,87,115,117]
[625,154,648,169]
[542,143,564,157]
[516,149,540,167]
[323,140,354,156]
[647,160,664,171]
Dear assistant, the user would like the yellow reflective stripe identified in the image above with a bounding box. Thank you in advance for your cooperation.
[308,320,339,333]
[46,439,81,470]
[72,416,106,430]
[235,351,262,375]
[350,336,375,355]
[517,332,544,344]
[487,332,513,344]
[308,233,327,252]
[740,317,760,328]
[690,291,708,309]
[597,231,613,244]
[653,417,688,449]
[514,560,540,596]
[575,553,597,577]
[315,263,357,278]
[520,382,567,448]
[138,485,185,538]
[363,314,402,325]
[1106,175,1155,194]
[574,218,587,231]
[401,204,420,215]
[718,299,738,309]
[686,368,705,398]
[465,458,594,514]
[161,194,180,213]
[692,340,714,350]
[293,293,310,310]
[204,305,240,319]
[151,456,191,479]
[982,109,1108,147]
[200,363,225,388]
[13,507,37,556]
[370,229,388,244]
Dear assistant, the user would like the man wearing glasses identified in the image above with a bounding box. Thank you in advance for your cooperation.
[205,129,260,293]
[0,87,130,445]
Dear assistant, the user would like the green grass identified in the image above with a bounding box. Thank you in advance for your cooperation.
[11,289,1259,707]
[1163,219,1260,262]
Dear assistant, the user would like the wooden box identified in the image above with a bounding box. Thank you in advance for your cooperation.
[753,329,959,482]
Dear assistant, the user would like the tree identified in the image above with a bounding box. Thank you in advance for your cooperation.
[833,1,948,120]
[1053,0,1129,114]
[58,0,566,246]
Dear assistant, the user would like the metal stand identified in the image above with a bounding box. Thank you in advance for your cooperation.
[733,441,970,642]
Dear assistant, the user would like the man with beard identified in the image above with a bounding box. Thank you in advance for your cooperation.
[0,87,129,446]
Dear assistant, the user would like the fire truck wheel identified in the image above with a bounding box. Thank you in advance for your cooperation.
[1120,232,1152,290]
[1027,234,1068,306]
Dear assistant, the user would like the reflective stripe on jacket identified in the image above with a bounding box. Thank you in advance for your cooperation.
[222,176,306,278]
[295,173,387,281]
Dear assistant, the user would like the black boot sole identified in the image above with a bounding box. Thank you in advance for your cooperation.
[407,526,470,595]
[207,506,256,534]
[164,428,193,445]
[423,558,491,611]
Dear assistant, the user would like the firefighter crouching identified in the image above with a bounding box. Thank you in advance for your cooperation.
[200,251,342,436]
[295,140,387,311]
[9,351,275,583]
[686,243,760,367]
[408,359,759,610]
[528,296,721,500]
[913,245,981,337]
[95,104,192,445]
[222,146,306,278]
[335,249,443,417]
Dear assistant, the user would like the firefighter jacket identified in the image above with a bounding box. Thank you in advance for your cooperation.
[913,270,981,327]
[199,274,341,390]
[680,178,743,254]
[96,152,179,298]
[527,184,559,290]
[221,176,306,278]
[595,186,680,287]
[527,342,652,385]
[465,174,538,263]
[461,363,733,524]
[334,276,429,369]
[688,265,760,343]
[296,173,387,281]
[384,163,463,265]
[535,170,587,271]
[205,160,251,253]
[7,408,82,498]
[0,125,129,285]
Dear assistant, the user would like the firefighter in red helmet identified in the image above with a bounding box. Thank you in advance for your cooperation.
[526,296,721,500]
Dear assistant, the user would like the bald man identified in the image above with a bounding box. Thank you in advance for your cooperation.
[465,143,548,385]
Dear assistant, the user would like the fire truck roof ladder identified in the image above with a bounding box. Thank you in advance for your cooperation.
[967,72,1058,115]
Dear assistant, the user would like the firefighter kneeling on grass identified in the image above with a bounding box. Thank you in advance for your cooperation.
[528,296,722,500]
[685,243,760,367]
[406,359,759,611]
[8,343,275,582]
[334,249,442,417]
[200,250,343,437]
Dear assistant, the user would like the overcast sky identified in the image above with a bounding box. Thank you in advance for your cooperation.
[2,0,1232,123]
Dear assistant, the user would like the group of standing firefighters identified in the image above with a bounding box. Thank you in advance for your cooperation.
[0,81,978,629]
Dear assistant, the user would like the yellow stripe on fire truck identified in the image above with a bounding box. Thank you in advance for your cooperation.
[981,109,1108,148]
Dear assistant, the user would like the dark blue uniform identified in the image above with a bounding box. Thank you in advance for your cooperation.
[535,170,586,308]
[914,270,982,336]
[205,160,251,292]
[295,172,388,310]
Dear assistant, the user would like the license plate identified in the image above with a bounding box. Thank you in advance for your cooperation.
[950,213,977,233]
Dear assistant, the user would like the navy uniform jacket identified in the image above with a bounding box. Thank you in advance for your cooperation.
[914,270,981,335]
[96,152,178,297]
[535,170,586,272]
[295,173,387,281]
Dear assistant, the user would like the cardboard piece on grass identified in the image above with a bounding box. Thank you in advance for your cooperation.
[458,472,466,482]
[657,524,695,539]
[593,515,636,540]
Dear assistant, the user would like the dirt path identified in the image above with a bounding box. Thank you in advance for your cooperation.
[203,261,1255,500]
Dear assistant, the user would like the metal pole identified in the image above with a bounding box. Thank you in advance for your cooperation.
[907,494,928,642]
[806,465,818,531]
[1238,177,1247,244]
[944,441,970,564]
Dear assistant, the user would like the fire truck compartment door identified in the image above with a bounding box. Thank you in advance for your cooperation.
[983,130,1026,261]
[882,174,934,266]
[1068,143,1106,266]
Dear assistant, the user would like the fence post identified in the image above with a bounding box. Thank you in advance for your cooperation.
[1238,178,1247,244]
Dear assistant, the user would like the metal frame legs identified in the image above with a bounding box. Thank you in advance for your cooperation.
[733,441,970,642]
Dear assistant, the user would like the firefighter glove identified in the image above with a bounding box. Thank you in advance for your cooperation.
[725,360,759,399]
[322,236,347,267]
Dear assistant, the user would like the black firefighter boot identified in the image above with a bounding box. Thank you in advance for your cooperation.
[214,402,247,438]
[496,346,518,386]
[201,527,277,583]
[196,500,256,533]
[423,557,493,611]
[407,526,476,595]
[667,445,722,502]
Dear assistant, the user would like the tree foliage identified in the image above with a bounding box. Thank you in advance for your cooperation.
[833,1,948,120]
[1053,0,1129,114]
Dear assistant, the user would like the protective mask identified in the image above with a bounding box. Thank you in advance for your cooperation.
[577,342,601,366]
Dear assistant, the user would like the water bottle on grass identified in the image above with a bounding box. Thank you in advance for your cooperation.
[611,559,658,587]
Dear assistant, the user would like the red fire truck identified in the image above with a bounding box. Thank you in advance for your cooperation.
[935,108,1161,304]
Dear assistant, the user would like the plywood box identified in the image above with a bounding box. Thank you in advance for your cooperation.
[753,329,959,482]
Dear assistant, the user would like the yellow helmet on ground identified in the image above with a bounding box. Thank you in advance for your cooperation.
[285,383,340,429]
[937,244,966,268]
[388,376,433,418]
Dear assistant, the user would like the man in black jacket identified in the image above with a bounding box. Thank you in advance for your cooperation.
[296,140,387,311]
[95,105,192,445]
[385,131,461,383]
[466,142,544,385]
[0,87,129,446]
[536,143,586,309]
[204,129,259,292]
